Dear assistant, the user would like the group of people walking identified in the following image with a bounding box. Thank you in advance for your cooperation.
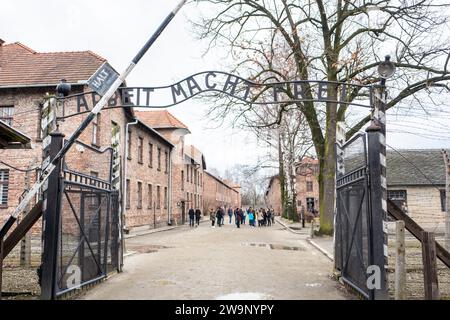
[209,207,276,228]
[188,207,202,227]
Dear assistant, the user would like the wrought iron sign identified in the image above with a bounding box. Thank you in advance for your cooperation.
[64,71,373,118]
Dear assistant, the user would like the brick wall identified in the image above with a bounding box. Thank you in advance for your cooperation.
[0,88,54,235]
[124,122,172,229]
[264,176,282,216]
[295,172,320,212]
[203,171,239,212]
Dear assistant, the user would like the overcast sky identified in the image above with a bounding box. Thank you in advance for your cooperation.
[1,0,449,176]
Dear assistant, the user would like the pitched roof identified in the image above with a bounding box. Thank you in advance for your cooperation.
[0,42,106,87]
[135,110,189,130]
[204,170,237,190]
[387,149,447,186]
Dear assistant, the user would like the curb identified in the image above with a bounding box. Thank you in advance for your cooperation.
[306,237,334,262]
[124,218,210,239]
[274,217,303,234]
[124,226,178,239]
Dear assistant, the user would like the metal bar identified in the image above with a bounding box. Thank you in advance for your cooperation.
[79,192,86,284]
[1,0,188,232]
[97,193,102,273]
[55,274,106,297]
[103,193,111,273]
[64,181,111,192]
[341,277,370,300]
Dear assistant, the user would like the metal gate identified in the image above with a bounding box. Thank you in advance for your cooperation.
[40,133,121,299]
[335,129,388,300]
[55,170,120,297]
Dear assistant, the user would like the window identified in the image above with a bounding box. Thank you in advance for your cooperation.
[137,137,144,164]
[164,187,168,209]
[306,181,313,192]
[148,143,153,168]
[157,186,161,209]
[126,179,131,209]
[127,130,132,160]
[137,182,143,209]
[148,184,153,209]
[0,106,14,126]
[157,147,161,171]
[181,171,185,191]
[440,190,446,212]
[388,190,407,210]
[186,165,190,182]
[0,170,10,207]
[191,167,193,184]
[164,151,168,174]
[92,114,100,146]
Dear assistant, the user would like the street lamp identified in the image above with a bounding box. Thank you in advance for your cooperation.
[378,55,396,85]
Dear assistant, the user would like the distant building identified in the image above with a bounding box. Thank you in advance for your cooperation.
[264,157,320,217]
[294,157,320,213]
[264,175,281,215]
[387,149,448,231]
[203,171,241,212]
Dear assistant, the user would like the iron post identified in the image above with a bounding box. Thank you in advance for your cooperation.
[40,130,64,300]
[366,123,389,300]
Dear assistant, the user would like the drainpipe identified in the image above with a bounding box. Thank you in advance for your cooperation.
[168,148,173,225]
[123,118,139,230]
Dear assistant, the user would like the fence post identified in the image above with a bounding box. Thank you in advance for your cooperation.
[422,231,440,300]
[40,130,64,300]
[310,219,315,238]
[395,220,406,300]
[366,123,389,300]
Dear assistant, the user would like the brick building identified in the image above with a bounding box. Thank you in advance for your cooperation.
[0,40,174,233]
[294,157,320,213]
[0,39,241,236]
[0,40,127,229]
[264,175,282,215]
[135,111,208,224]
[386,149,448,232]
[124,119,174,230]
[264,157,320,217]
[203,171,241,212]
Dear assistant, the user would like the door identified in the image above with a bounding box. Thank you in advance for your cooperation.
[306,198,315,211]
[181,201,186,224]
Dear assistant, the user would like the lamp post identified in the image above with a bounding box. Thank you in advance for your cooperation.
[369,54,396,300]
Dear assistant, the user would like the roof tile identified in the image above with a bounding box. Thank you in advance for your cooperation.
[135,110,189,130]
[0,42,106,87]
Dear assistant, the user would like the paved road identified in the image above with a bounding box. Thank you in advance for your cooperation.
[79,219,354,300]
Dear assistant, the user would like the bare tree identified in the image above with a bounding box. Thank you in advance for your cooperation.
[192,0,450,234]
